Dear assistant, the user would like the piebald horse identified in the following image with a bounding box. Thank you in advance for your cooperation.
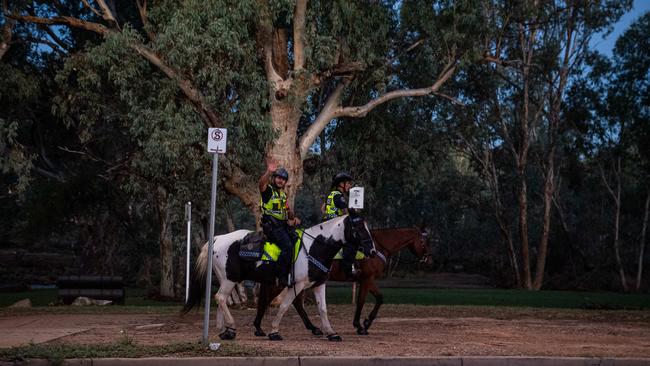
[254,227,431,336]
[183,213,376,341]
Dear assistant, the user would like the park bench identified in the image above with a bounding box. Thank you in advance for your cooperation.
[57,275,125,305]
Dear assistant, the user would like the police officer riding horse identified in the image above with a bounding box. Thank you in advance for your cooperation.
[258,158,301,288]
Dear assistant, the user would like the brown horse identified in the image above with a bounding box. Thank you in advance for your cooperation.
[253,227,432,337]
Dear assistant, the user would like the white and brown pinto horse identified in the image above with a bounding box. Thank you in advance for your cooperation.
[254,227,431,336]
[183,213,376,341]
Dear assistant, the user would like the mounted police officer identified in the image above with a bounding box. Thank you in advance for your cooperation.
[322,171,357,280]
[259,158,300,288]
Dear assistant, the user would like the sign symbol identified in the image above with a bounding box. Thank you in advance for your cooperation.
[211,129,223,141]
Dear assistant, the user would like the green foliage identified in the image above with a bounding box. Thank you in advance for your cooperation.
[0,62,39,194]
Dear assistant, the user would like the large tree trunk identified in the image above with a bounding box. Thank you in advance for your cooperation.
[636,190,649,291]
[267,99,304,208]
[156,186,175,298]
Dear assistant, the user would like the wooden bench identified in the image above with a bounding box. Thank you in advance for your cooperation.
[57,275,125,305]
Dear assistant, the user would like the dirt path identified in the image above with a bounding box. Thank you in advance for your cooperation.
[2,305,650,357]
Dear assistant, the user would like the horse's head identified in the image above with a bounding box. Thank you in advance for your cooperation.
[344,212,377,258]
[411,228,433,266]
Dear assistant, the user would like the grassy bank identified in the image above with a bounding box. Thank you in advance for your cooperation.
[2,286,649,310]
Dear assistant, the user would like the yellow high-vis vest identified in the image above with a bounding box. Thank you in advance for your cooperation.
[260,185,288,221]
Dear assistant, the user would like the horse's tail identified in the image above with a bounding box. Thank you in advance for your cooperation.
[181,239,211,314]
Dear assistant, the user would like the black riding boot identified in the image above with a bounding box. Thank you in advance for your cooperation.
[341,245,357,281]
[274,236,293,288]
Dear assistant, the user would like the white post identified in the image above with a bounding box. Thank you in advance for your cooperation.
[202,128,227,345]
[185,202,192,304]
[202,153,219,344]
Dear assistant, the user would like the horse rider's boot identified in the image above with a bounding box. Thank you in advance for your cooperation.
[276,252,292,288]
[342,263,358,281]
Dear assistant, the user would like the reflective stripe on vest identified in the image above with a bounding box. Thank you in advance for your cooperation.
[323,190,344,220]
[260,185,288,221]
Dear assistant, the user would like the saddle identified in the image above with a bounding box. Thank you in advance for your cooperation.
[238,231,266,261]
[238,230,303,262]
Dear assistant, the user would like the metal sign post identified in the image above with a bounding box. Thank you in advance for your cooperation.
[203,128,227,345]
[185,202,191,304]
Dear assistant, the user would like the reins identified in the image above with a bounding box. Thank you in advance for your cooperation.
[373,231,431,265]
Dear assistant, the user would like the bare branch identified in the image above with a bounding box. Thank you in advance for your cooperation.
[598,162,617,202]
[336,60,457,119]
[293,0,306,71]
[81,0,102,18]
[38,24,72,51]
[432,91,465,106]
[135,0,155,42]
[6,13,108,35]
[95,0,118,26]
[11,36,67,55]
[299,81,348,158]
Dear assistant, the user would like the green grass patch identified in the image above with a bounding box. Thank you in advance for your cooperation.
[323,287,650,310]
[3,286,650,311]
[0,341,273,363]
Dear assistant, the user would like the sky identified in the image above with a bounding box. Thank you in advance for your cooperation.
[590,0,650,56]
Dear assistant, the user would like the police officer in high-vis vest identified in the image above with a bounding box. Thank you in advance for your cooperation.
[259,158,300,287]
[322,172,356,279]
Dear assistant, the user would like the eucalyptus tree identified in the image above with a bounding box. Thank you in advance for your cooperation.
[450,0,630,289]
[5,0,485,296]
[582,12,650,291]
[6,0,484,211]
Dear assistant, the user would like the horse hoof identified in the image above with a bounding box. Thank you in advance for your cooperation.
[268,332,283,341]
[363,319,372,330]
[254,329,266,337]
[356,327,369,335]
[311,328,324,336]
[327,333,342,342]
[219,328,236,340]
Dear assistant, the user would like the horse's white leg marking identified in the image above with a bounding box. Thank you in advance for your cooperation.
[215,281,237,330]
[312,284,335,335]
[270,281,307,334]
[215,293,224,331]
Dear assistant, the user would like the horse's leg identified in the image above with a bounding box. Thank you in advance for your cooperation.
[354,281,370,335]
[215,281,238,340]
[268,282,306,341]
[214,293,225,332]
[292,290,323,335]
[253,283,282,337]
[312,284,341,342]
[362,280,383,332]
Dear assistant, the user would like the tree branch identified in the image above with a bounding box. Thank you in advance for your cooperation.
[336,60,457,119]
[6,13,108,35]
[135,0,155,42]
[39,24,72,51]
[81,0,102,18]
[299,81,347,158]
[95,0,118,27]
[292,0,306,71]
[129,43,222,128]
[432,91,465,106]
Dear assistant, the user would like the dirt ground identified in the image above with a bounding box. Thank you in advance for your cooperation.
[2,304,650,358]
